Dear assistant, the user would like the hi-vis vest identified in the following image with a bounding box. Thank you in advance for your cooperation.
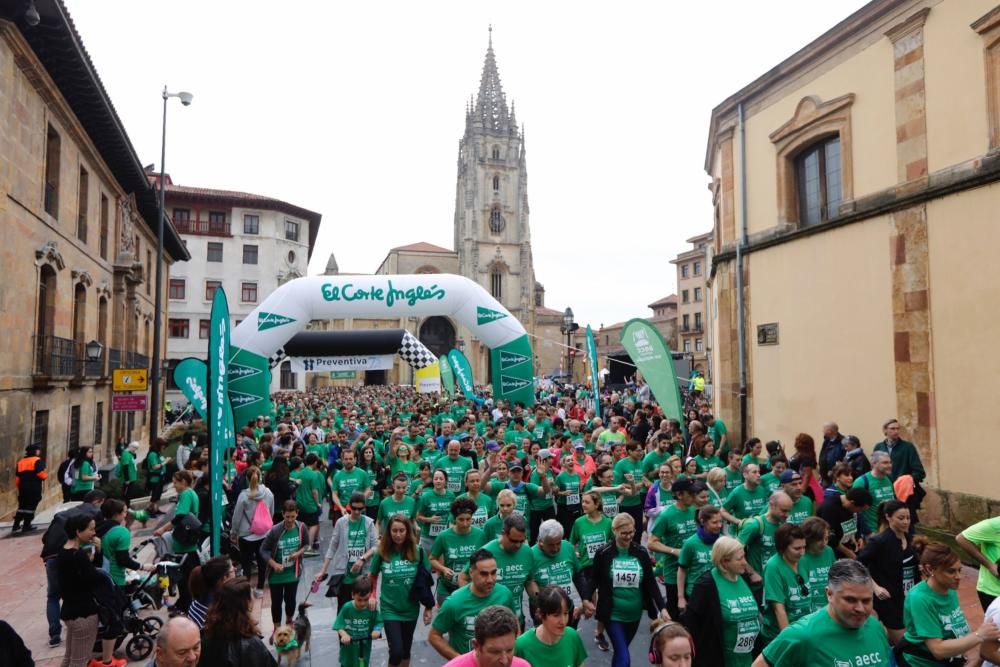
[15,456,47,488]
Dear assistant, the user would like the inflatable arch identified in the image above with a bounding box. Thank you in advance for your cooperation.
[270,329,440,391]
[227,274,535,428]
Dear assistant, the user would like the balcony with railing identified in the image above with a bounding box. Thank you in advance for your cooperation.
[33,335,107,378]
[108,348,150,371]
[174,218,231,236]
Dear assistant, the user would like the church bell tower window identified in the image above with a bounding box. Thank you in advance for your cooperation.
[489,206,505,234]
[491,268,503,300]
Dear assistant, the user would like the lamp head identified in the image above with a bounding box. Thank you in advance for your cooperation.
[25,0,40,26]
[177,92,193,106]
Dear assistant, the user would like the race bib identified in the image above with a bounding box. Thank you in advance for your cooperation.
[347,547,365,562]
[603,499,618,517]
[471,511,487,528]
[586,541,605,560]
[840,517,857,543]
[566,493,580,505]
[734,619,759,654]
[429,522,445,537]
[612,559,641,588]
[448,480,462,493]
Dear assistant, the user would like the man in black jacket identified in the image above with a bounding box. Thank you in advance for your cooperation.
[818,422,845,485]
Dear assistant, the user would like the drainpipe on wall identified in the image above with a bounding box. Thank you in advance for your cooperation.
[736,103,749,445]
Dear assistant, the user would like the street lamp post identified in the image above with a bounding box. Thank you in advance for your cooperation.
[560,307,578,381]
[150,86,192,445]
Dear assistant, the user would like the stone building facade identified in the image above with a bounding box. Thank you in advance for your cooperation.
[670,232,713,378]
[0,3,188,516]
[705,0,1000,531]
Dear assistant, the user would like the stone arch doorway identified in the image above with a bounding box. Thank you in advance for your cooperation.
[418,316,456,359]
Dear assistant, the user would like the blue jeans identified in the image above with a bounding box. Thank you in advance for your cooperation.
[607,620,640,667]
[45,557,62,640]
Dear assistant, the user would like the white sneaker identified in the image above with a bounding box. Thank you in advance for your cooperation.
[253,588,264,599]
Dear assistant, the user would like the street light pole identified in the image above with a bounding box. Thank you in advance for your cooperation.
[561,307,577,382]
[150,86,192,445]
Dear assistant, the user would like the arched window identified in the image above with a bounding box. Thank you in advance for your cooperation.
[492,175,500,191]
[492,145,500,160]
[489,206,504,234]
[491,268,503,301]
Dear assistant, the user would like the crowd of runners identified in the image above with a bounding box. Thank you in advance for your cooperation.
[13,381,1000,667]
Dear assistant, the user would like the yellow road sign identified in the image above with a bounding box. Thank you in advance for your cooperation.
[113,368,148,392]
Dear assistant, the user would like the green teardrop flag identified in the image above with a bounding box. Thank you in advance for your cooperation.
[619,319,685,437]
[447,348,477,400]
[207,288,232,556]
[439,354,456,397]
[173,357,208,420]
[585,325,602,421]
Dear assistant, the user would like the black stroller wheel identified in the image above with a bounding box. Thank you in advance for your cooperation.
[126,634,154,661]
[143,617,164,635]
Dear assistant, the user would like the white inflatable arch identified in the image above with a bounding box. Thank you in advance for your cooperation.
[226,274,535,426]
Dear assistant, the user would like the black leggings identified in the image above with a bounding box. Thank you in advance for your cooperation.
[148,480,164,504]
[270,580,299,624]
[175,551,200,613]
[383,619,417,666]
[557,504,581,539]
[622,504,644,544]
[238,537,266,589]
[529,506,556,546]
[337,580,356,614]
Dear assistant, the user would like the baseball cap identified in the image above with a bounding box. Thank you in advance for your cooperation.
[537,449,554,460]
[573,442,585,450]
[779,470,802,484]
[509,462,524,472]
[486,440,501,452]
[458,433,472,442]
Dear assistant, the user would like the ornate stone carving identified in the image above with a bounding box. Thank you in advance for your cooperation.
[96,279,112,300]
[71,269,93,287]
[35,240,66,269]
[118,194,137,260]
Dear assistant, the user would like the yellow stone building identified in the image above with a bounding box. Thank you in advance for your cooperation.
[705,0,1000,529]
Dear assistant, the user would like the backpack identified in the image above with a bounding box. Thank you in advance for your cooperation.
[249,498,273,536]
[63,461,79,487]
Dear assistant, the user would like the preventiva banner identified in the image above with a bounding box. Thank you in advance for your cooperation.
[619,319,685,438]
[288,354,393,373]
[447,348,477,400]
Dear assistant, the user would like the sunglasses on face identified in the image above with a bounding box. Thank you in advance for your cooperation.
[350,505,365,511]
[795,574,809,597]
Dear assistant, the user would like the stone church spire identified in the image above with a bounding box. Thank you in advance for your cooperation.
[471,26,518,137]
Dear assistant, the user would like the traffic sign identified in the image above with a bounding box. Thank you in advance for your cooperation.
[112,394,148,411]
[113,368,148,391]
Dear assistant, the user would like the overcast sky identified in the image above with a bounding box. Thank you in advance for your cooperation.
[66,0,868,328]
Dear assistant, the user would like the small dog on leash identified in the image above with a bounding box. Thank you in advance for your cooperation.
[273,624,300,666]
[293,601,312,655]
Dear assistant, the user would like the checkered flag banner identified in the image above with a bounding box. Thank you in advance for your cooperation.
[398,331,437,370]
[268,348,288,370]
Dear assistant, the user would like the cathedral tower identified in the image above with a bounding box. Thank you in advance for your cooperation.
[454,29,536,333]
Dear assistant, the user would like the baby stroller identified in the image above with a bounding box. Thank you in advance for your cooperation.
[94,568,164,662]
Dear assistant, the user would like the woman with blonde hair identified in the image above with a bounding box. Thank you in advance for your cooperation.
[681,536,760,666]
[230,466,275,597]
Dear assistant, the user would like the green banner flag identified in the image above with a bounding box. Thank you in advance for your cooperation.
[447,348,476,400]
[207,288,232,556]
[585,325,602,421]
[173,357,208,420]
[491,334,535,407]
[619,319,685,436]
[439,354,456,397]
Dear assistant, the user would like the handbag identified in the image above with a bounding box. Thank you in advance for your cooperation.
[249,499,273,536]
[325,574,345,598]
[172,513,203,547]
[409,547,435,609]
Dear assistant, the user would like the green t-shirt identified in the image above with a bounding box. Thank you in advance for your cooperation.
[760,472,782,494]
[961,516,1000,596]
[641,450,671,481]
[902,581,971,667]
[723,466,743,495]
[294,467,325,513]
[71,460,96,493]
[761,554,813,641]
[514,626,588,667]
[390,459,418,480]
[361,465,381,508]
[369,550,430,621]
[528,469,556,512]
[787,495,814,525]
[479,538,534,618]
[431,582,516,654]
[598,429,626,448]
[570,514,612,568]
[342,517,370,585]
[119,450,137,484]
[762,608,891,667]
[172,488,200,554]
[104,524,132,586]
[853,473,897,533]
[709,419,728,448]
[612,456,644,508]
[737,514,782,584]
[455,492,494,531]
[508,482,542,520]
[798,546,836,612]
[332,467,370,506]
[377,495,417,528]
[694,454,723,474]
[554,471,582,507]
[434,455,474,495]
[269,525,303,585]
[415,488,455,541]
[723,484,769,520]
[677,532,714,596]
[146,452,163,483]
[609,546,644,622]
[650,504,698,584]
[332,601,383,667]
[431,527,486,595]
[713,567,760,665]
[530,541,578,598]
[481,512,530,544]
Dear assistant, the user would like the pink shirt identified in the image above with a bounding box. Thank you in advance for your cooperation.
[443,652,530,667]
